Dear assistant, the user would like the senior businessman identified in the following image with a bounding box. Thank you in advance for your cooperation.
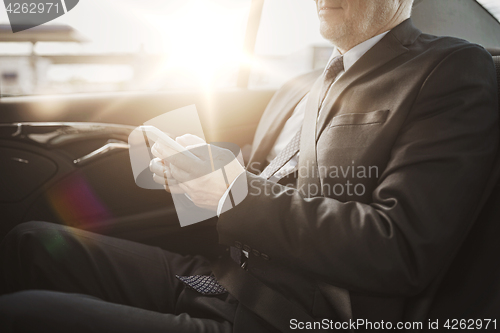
[1,0,498,332]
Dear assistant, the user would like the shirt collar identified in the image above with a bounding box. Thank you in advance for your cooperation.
[326,30,390,74]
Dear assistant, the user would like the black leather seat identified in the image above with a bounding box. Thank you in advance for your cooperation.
[494,56,500,106]
[422,56,500,328]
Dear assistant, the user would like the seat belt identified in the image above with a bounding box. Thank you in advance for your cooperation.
[212,256,320,333]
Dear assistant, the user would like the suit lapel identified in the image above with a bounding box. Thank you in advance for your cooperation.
[298,19,421,193]
[316,33,410,139]
[298,35,409,195]
[248,70,322,170]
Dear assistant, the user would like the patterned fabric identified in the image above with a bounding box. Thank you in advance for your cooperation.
[176,274,228,295]
[261,55,344,180]
[260,128,302,179]
[320,55,345,108]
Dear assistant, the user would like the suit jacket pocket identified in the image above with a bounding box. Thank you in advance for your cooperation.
[328,109,389,128]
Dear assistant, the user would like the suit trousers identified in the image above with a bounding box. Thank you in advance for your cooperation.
[0,221,237,333]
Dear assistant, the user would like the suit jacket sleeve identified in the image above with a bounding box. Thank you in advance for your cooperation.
[216,45,499,297]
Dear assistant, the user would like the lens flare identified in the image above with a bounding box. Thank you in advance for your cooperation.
[46,174,111,228]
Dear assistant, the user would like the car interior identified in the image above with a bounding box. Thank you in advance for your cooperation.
[0,0,499,325]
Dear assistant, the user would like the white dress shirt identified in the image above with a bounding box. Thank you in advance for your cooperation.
[217,30,390,216]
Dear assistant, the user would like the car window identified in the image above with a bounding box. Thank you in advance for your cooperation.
[477,0,500,22]
[250,0,500,90]
[0,0,252,97]
[248,0,328,90]
[1,0,499,97]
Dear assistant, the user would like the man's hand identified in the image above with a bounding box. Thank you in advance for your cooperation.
[149,134,204,194]
[149,134,244,211]
[149,157,185,194]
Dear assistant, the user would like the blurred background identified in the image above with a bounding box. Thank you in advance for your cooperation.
[0,0,499,97]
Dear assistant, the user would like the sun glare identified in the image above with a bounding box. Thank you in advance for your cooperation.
[143,0,251,88]
[0,0,253,95]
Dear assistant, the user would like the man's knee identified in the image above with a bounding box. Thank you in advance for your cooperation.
[0,290,33,331]
[0,290,46,318]
[5,221,60,237]
[1,221,62,256]
[0,222,71,293]
[0,290,54,332]
[0,290,100,332]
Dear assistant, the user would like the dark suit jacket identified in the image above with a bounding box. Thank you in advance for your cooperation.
[215,19,499,331]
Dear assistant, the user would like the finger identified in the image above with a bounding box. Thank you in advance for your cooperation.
[151,162,180,186]
[152,142,200,171]
[170,163,193,184]
[151,141,193,160]
[149,158,167,177]
[150,158,177,180]
[151,137,208,163]
[153,173,168,186]
[153,173,182,189]
[176,134,205,147]
[151,142,177,160]
[185,143,208,151]
[183,143,212,163]
[163,163,174,179]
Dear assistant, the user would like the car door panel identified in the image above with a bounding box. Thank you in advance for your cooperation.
[0,90,275,145]
[0,89,274,257]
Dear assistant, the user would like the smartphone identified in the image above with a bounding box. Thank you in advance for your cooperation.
[140,126,198,159]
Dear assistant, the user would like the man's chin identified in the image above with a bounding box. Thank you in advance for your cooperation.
[319,26,347,46]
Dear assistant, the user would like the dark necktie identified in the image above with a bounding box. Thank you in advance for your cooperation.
[260,55,344,180]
